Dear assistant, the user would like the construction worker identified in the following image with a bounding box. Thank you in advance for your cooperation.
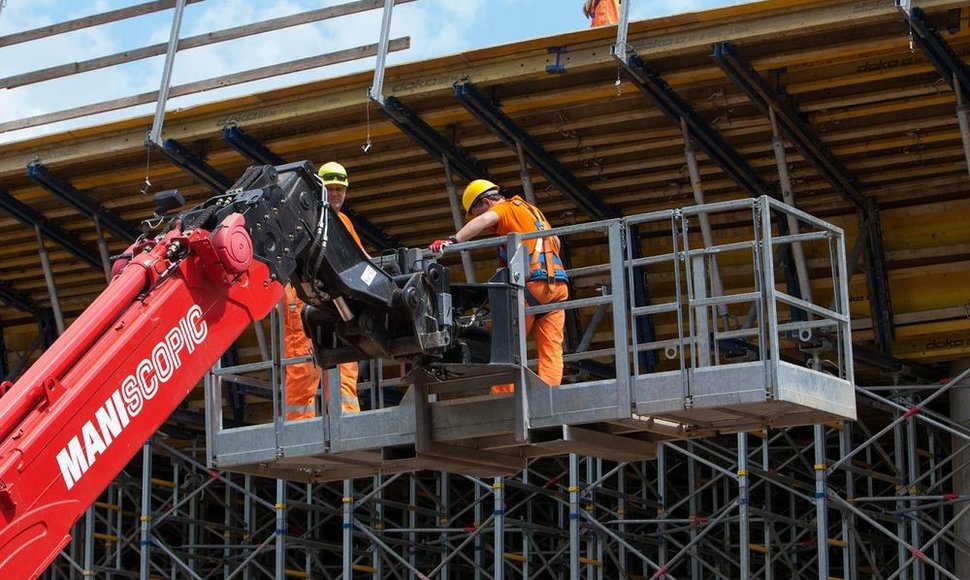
[284,162,362,419]
[429,180,569,392]
[583,0,620,26]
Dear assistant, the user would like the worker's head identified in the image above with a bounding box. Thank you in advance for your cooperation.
[462,179,502,219]
[319,161,349,213]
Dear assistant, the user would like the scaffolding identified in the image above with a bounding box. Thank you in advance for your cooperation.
[42,391,970,579]
[36,187,969,580]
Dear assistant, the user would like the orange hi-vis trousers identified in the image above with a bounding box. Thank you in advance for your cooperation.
[285,362,360,419]
[283,285,360,419]
[492,280,569,394]
[327,361,361,414]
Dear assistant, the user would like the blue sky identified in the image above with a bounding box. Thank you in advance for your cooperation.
[0,0,744,142]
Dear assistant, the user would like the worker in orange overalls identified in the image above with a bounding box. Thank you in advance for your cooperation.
[583,0,620,26]
[429,180,569,392]
[284,161,362,419]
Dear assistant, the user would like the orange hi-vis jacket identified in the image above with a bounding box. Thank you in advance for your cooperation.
[492,196,568,284]
[589,0,619,27]
[284,211,363,419]
[489,196,569,391]
[335,211,363,249]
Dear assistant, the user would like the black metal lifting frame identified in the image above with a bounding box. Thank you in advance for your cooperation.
[220,128,400,251]
[713,42,896,353]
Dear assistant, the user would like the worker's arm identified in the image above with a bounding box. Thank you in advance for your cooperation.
[429,210,500,254]
[453,210,499,242]
[453,210,558,250]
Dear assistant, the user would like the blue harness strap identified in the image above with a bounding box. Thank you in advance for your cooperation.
[512,198,568,283]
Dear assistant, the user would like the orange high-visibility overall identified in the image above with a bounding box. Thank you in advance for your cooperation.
[489,196,569,393]
[284,212,363,419]
[587,0,619,27]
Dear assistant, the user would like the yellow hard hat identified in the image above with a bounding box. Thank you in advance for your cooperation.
[318,161,349,187]
[461,179,499,217]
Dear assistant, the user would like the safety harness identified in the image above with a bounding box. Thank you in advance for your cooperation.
[495,197,568,307]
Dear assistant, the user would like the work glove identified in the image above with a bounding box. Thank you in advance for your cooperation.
[429,236,457,256]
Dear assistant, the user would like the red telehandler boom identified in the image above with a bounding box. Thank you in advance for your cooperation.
[0,162,455,577]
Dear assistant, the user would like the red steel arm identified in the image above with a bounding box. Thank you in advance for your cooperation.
[0,215,281,577]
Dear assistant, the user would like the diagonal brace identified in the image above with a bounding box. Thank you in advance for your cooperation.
[620,54,775,200]
[27,162,139,242]
[0,189,102,270]
[713,42,867,210]
[454,79,618,220]
[380,95,491,183]
[157,138,233,193]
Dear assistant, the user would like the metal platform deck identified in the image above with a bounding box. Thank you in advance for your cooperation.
[206,196,856,482]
